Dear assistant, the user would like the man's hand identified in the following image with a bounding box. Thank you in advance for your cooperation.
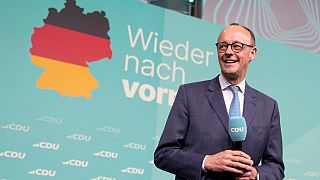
[235,166,258,180]
[204,150,253,175]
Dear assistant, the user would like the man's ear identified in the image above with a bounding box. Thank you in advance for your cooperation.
[249,47,258,62]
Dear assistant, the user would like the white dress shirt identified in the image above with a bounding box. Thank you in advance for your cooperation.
[218,74,245,116]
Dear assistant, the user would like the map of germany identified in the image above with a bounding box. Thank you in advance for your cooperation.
[30,0,112,99]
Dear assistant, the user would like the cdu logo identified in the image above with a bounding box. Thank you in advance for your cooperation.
[38,115,63,124]
[230,127,244,132]
[94,151,118,159]
[62,159,89,168]
[97,126,120,134]
[28,169,56,177]
[123,143,146,150]
[66,133,91,142]
[121,167,144,175]
[0,151,26,159]
[1,123,30,132]
[32,142,60,151]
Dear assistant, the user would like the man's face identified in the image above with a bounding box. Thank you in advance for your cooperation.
[217,26,257,84]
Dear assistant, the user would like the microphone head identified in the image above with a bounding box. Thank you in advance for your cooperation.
[228,116,247,141]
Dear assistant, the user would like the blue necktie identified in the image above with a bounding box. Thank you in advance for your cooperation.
[229,86,240,117]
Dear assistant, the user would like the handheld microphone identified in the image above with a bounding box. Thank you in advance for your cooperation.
[228,116,247,150]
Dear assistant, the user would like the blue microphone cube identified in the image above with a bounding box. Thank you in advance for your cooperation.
[228,116,247,141]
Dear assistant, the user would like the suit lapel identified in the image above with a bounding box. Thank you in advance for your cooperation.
[204,77,229,133]
[243,84,257,128]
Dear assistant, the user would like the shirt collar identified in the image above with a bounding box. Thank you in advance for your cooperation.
[218,74,246,93]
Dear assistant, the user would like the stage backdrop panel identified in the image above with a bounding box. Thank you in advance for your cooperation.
[0,0,319,179]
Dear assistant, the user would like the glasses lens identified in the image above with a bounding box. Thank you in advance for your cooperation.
[217,43,228,52]
[232,43,243,52]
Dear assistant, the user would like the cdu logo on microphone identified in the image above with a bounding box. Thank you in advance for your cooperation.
[228,116,247,141]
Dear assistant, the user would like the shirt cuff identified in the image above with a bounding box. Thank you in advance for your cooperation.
[202,155,208,172]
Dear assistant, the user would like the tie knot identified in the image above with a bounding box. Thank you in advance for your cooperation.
[230,85,239,95]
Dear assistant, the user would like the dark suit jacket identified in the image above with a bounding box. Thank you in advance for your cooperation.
[154,76,285,180]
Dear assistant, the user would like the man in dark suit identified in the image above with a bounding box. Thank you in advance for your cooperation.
[154,23,285,180]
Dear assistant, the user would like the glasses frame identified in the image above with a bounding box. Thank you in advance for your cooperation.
[215,42,254,53]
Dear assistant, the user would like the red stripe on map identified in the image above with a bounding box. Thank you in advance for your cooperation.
[30,24,112,67]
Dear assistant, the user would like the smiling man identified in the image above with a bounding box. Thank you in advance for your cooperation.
[154,23,285,180]
[216,24,256,85]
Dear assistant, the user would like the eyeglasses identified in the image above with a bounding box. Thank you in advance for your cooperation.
[215,42,254,53]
